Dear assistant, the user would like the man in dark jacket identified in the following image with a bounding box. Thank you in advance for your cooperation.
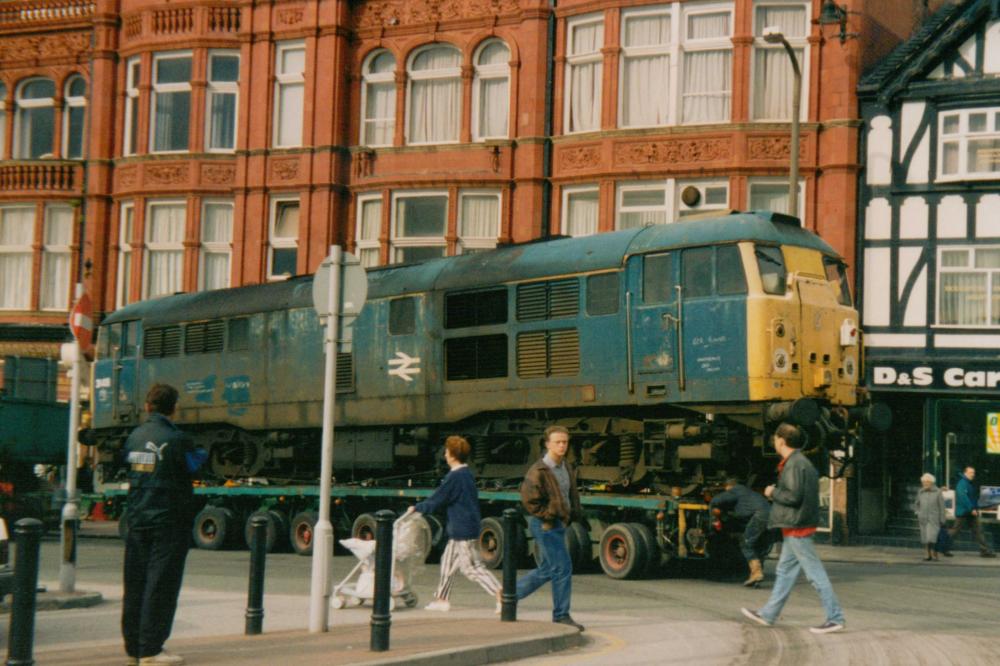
[516,425,584,631]
[710,478,771,586]
[946,466,996,557]
[121,384,207,665]
[741,423,845,634]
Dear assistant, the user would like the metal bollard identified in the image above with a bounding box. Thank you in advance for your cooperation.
[501,508,518,622]
[370,509,395,652]
[245,514,268,635]
[6,518,44,666]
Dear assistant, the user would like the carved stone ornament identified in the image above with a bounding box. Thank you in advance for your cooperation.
[117,166,139,189]
[271,157,300,180]
[354,0,520,30]
[613,138,732,166]
[0,31,90,64]
[145,163,189,185]
[747,137,806,161]
[201,163,236,185]
[276,5,305,25]
[558,145,601,171]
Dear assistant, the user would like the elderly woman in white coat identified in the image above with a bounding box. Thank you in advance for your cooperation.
[913,473,947,561]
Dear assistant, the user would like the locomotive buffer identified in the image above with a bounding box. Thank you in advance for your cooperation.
[309,246,367,632]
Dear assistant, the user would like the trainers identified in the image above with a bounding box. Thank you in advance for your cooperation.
[741,608,773,627]
[554,615,585,631]
[495,601,502,614]
[139,651,184,665]
[810,621,844,634]
[424,599,451,611]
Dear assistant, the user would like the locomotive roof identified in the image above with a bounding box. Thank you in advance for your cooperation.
[101,211,838,325]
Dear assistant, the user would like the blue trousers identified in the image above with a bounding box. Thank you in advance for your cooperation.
[758,534,844,625]
[516,517,572,620]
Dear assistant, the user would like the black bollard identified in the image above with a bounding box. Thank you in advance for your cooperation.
[370,509,395,652]
[245,514,268,635]
[7,518,44,666]
[501,508,518,622]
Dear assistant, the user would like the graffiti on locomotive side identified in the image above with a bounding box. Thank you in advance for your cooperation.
[185,375,217,403]
[692,334,727,373]
[388,351,421,382]
[224,375,251,416]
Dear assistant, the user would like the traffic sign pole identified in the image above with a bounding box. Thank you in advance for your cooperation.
[60,283,86,593]
[309,246,341,633]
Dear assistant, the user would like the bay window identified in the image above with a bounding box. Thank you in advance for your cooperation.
[939,108,1000,180]
[151,53,192,153]
[124,58,140,156]
[356,195,382,267]
[361,50,396,147]
[274,42,305,148]
[473,41,510,140]
[617,183,669,229]
[407,45,462,144]
[681,6,732,124]
[565,15,604,133]
[392,192,447,263]
[563,186,599,237]
[269,198,299,279]
[207,51,239,152]
[40,205,73,310]
[200,201,233,290]
[117,203,135,307]
[0,205,34,309]
[144,202,186,298]
[15,78,55,158]
[620,8,671,128]
[458,191,501,253]
[752,2,808,121]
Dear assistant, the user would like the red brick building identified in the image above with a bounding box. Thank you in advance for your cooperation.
[0,0,930,370]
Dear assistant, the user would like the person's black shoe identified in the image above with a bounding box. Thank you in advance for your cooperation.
[554,615,585,631]
[981,551,997,558]
[941,551,954,557]
[809,621,844,635]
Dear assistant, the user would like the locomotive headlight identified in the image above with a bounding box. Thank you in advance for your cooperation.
[844,356,856,378]
[775,322,786,338]
[773,349,789,373]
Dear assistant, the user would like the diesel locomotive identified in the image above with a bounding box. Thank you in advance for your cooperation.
[88,211,879,577]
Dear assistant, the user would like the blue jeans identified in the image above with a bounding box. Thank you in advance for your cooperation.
[758,534,844,625]
[516,517,572,620]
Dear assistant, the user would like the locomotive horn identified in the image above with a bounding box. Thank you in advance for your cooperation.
[765,398,819,426]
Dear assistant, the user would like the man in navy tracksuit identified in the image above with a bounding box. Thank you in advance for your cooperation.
[121,384,207,665]
[710,478,772,586]
[409,435,501,611]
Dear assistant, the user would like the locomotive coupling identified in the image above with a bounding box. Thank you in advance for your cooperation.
[765,398,819,427]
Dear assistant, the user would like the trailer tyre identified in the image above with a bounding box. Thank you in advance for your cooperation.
[628,522,659,578]
[290,510,318,556]
[478,516,525,569]
[352,513,378,541]
[565,522,593,572]
[245,509,291,553]
[193,506,236,550]
[599,522,647,580]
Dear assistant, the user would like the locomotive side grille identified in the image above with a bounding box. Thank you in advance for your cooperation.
[517,329,579,378]
[143,328,163,358]
[162,326,182,357]
[516,283,548,321]
[336,353,355,392]
[445,334,508,381]
[548,280,580,318]
[205,321,225,352]
[517,279,580,321]
[185,323,206,354]
[446,289,507,329]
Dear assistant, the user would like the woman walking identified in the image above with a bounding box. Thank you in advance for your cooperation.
[408,435,502,611]
[914,473,947,561]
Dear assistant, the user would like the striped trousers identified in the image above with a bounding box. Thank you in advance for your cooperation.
[435,539,502,601]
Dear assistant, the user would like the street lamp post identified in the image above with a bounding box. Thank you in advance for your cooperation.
[762,27,801,219]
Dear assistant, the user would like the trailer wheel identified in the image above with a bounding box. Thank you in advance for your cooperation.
[290,510,318,556]
[565,522,593,572]
[244,509,291,553]
[629,522,659,578]
[478,516,525,569]
[193,506,236,550]
[599,523,646,579]
[352,513,377,541]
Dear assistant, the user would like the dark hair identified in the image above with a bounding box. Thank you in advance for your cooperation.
[145,383,179,415]
[725,477,742,487]
[444,435,471,463]
[774,422,802,449]
[544,425,569,441]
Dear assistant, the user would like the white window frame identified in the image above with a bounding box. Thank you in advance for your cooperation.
[116,202,135,308]
[747,177,805,220]
[390,190,449,263]
[63,75,86,159]
[142,200,186,299]
[205,50,239,153]
[750,1,809,122]
[199,199,233,290]
[564,13,604,134]
[457,189,501,252]
[14,77,56,159]
[938,107,1000,181]
[360,49,396,147]
[676,179,730,217]
[268,196,300,280]
[39,204,73,311]
[616,181,671,229]
[273,41,306,148]
[406,44,463,146]
[619,6,674,129]
[0,204,36,310]
[472,40,511,141]
[935,245,1000,328]
[561,184,600,237]
[149,51,193,154]
[0,83,7,157]
[124,57,140,156]
[679,2,733,125]
[355,193,383,267]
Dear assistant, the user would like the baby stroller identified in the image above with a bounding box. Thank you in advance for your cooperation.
[331,511,432,610]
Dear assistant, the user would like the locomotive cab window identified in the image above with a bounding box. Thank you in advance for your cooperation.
[716,245,747,295]
[98,324,114,357]
[587,273,619,315]
[121,321,138,357]
[446,288,507,328]
[681,245,747,298]
[642,253,674,304]
[389,297,416,335]
[682,247,713,298]
[755,245,787,295]
[823,256,852,306]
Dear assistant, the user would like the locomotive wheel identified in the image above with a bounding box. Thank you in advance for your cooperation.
[565,522,593,572]
[352,513,378,541]
[290,510,318,556]
[599,523,647,579]
[244,509,291,553]
[478,516,526,569]
[628,522,659,578]
[193,506,236,550]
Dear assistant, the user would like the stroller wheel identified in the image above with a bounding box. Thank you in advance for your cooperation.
[347,596,363,607]
[404,593,418,608]
[331,596,346,610]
